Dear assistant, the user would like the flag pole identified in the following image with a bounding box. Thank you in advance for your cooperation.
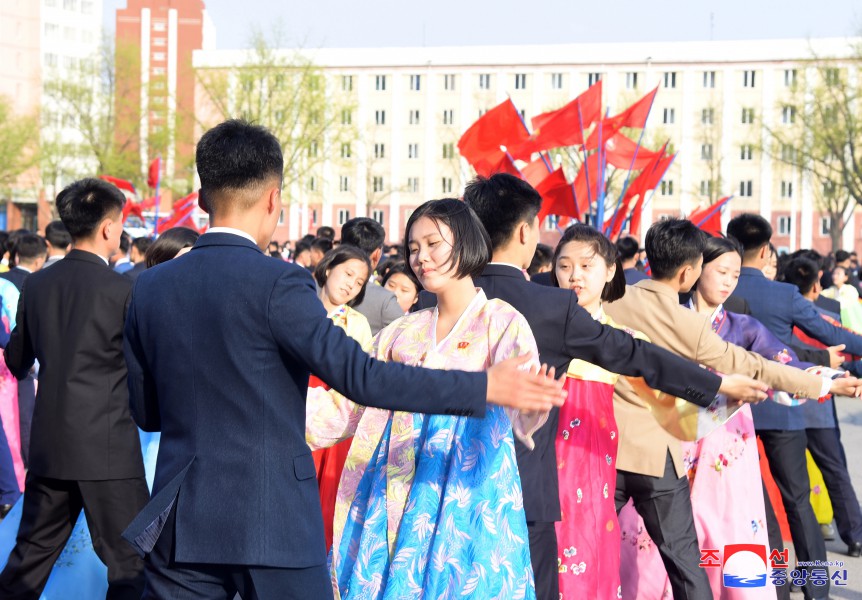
[152,155,161,236]
[576,104,593,224]
[695,196,733,229]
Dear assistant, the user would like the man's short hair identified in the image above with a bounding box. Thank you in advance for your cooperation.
[16,234,47,263]
[727,213,772,254]
[835,250,852,264]
[195,119,283,217]
[783,257,821,296]
[316,226,336,241]
[310,237,333,254]
[340,217,385,257]
[119,231,131,254]
[527,243,553,276]
[463,173,542,251]
[44,220,71,250]
[615,236,641,261]
[132,237,153,256]
[56,178,125,240]
[644,218,707,280]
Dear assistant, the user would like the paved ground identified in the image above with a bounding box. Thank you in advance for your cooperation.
[791,395,862,599]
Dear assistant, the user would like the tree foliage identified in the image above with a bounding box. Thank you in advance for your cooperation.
[0,96,38,193]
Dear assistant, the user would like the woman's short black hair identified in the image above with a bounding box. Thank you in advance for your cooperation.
[702,235,743,267]
[381,260,423,294]
[550,223,626,303]
[55,178,126,240]
[145,227,200,268]
[403,198,491,281]
[313,244,372,307]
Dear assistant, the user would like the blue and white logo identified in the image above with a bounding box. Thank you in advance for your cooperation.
[723,544,767,588]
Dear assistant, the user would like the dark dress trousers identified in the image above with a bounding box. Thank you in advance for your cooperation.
[418,263,722,599]
[123,233,491,598]
[0,249,149,600]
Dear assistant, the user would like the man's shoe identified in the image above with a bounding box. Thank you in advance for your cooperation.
[821,522,836,541]
[847,541,862,557]
[0,504,12,518]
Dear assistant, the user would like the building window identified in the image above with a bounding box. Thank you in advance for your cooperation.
[781,144,797,162]
[442,109,454,125]
[443,74,456,91]
[63,0,77,9]
[700,180,714,197]
[823,180,836,197]
[152,21,166,32]
[308,176,317,192]
[660,180,674,196]
[626,72,639,90]
[152,52,165,62]
[44,53,58,68]
[703,71,716,88]
[701,144,713,160]
[514,74,527,90]
[375,75,387,91]
[337,209,351,226]
[153,37,166,47]
[820,216,832,236]
[777,216,792,236]
[407,177,419,193]
[442,177,453,194]
[545,215,559,231]
[152,67,166,76]
[374,143,385,159]
[781,180,793,198]
[663,72,677,89]
[551,73,564,89]
[340,143,351,158]
[342,75,353,91]
[701,108,715,125]
[478,74,491,90]
[825,68,840,86]
[372,177,384,193]
[341,109,352,125]
[81,0,93,13]
[409,109,420,125]
[278,209,285,225]
[784,69,797,87]
[739,180,753,197]
[44,23,59,37]
[409,74,421,91]
[741,108,755,124]
[782,105,796,124]
[408,143,419,159]
[375,110,386,125]
[662,108,675,124]
[588,72,602,86]
[740,145,753,160]
[442,143,455,159]
[743,70,756,88]
[339,175,349,192]
[307,140,319,158]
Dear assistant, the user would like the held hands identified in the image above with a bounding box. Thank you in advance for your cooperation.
[718,373,768,404]
[486,355,566,412]
[829,372,862,398]
[827,344,847,369]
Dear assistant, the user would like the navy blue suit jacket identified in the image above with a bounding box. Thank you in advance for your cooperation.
[418,263,722,522]
[123,233,489,568]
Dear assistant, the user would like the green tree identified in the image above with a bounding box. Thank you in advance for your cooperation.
[0,95,38,193]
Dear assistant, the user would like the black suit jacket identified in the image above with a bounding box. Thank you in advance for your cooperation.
[124,261,147,283]
[418,263,722,522]
[4,249,144,480]
[1,266,30,292]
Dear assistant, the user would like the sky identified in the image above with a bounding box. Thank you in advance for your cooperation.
[103,0,862,49]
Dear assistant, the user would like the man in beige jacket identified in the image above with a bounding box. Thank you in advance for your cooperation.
[605,219,861,600]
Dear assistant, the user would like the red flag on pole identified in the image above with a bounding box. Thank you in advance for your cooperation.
[627,151,676,235]
[521,157,553,188]
[585,86,658,151]
[688,197,731,236]
[573,153,602,217]
[508,81,603,160]
[147,157,161,189]
[604,133,663,170]
[536,168,578,224]
[473,152,522,178]
[457,99,530,172]
[98,175,136,196]
[156,192,198,233]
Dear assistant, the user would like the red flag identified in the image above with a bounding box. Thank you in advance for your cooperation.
[99,175,136,195]
[521,157,553,188]
[156,192,198,234]
[585,87,658,151]
[140,195,158,210]
[147,157,161,189]
[473,152,522,178]
[536,168,578,224]
[604,133,662,170]
[508,81,603,160]
[122,201,144,223]
[688,197,731,237]
[627,151,676,235]
[573,153,602,217]
[457,99,530,172]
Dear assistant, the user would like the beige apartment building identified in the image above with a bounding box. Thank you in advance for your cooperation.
[194,37,862,252]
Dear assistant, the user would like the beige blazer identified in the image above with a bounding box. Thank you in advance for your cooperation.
[604,279,824,478]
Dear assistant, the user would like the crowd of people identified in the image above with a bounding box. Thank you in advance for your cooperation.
[0,118,859,600]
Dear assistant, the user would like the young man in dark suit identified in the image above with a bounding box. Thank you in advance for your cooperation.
[418,173,768,599]
[123,120,565,599]
[0,234,47,292]
[0,179,149,599]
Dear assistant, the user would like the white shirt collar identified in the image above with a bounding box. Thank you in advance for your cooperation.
[15,265,32,274]
[205,227,258,245]
[488,261,524,271]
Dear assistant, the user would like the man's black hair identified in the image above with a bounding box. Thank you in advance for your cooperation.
[726,213,772,255]
[132,236,154,255]
[341,217,386,258]
[403,198,491,280]
[195,119,283,216]
[615,236,640,262]
[316,226,336,241]
[835,250,852,264]
[15,234,47,262]
[44,220,71,250]
[119,231,131,254]
[644,218,707,280]
[463,173,542,251]
[311,237,333,254]
[783,257,821,296]
[528,243,553,276]
[55,178,125,240]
